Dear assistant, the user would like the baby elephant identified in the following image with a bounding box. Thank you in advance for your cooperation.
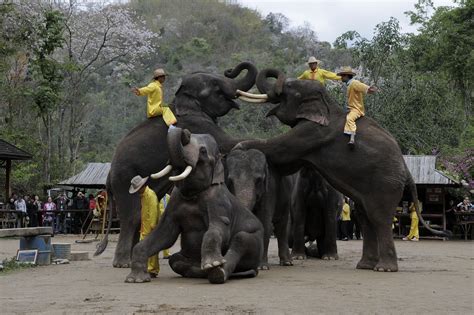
[125,128,263,284]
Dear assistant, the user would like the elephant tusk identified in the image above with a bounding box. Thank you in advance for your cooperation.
[150,165,172,179]
[236,89,268,99]
[169,165,193,181]
[238,96,268,103]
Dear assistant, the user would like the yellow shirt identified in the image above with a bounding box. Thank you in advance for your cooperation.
[298,68,341,85]
[159,194,170,217]
[347,79,369,116]
[409,201,422,219]
[342,202,351,221]
[138,81,177,125]
[140,186,160,236]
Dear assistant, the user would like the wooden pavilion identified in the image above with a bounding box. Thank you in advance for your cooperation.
[0,139,33,203]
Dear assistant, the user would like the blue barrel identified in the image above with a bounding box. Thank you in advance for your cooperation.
[52,243,71,260]
[19,235,52,265]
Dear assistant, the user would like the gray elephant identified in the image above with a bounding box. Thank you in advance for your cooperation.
[225,149,294,268]
[96,62,258,268]
[125,128,263,284]
[290,165,342,260]
[235,68,449,272]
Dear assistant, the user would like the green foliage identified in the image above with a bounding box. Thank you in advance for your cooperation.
[0,256,37,274]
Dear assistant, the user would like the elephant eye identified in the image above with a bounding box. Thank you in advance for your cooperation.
[295,92,301,98]
[199,147,207,155]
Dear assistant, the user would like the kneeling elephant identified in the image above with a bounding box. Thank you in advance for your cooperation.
[126,128,263,284]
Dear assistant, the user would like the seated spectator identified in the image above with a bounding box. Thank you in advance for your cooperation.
[457,197,473,212]
[42,196,56,227]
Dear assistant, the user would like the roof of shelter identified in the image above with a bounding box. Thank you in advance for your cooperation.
[403,155,458,185]
[59,163,110,188]
[0,139,33,160]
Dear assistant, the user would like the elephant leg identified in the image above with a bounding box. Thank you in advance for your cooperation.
[254,202,272,270]
[356,205,379,270]
[208,231,261,284]
[169,252,207,278]
[321,199,339,260]
[113,193,141,268]
[201,225,227,270]
[291,197,307,260]
[273,208,292,266]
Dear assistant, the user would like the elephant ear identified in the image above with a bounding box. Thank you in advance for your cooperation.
[296,96,330,126]
[212,155,225,185]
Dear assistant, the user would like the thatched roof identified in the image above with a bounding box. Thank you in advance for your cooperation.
[59,163,110,188]
[403,155,457,185]
[0,139,33,160]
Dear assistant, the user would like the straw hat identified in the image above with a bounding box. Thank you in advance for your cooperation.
[153,68,167,78]
[129,175,149,194]
[337,66,357,76]
[307,56,321,64]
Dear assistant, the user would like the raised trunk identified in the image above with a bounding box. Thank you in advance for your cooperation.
[256,68,285,103]
[224,61,258,92]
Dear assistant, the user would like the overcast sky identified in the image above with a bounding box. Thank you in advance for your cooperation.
[237,0,455,43]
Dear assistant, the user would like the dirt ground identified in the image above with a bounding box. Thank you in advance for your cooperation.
[0,235,472,314]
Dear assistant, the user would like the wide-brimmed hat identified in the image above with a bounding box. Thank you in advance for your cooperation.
[307,56,321,64]
[337,66,357,76]
[153,68,167,78]
[129,175,149,194]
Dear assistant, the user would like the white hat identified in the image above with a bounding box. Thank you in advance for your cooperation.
[129,175,149,194]
[337,66,357,76]
[307,56,321,64]
[153,68,167,78]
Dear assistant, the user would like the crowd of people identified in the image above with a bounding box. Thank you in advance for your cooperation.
[4,190,107,233]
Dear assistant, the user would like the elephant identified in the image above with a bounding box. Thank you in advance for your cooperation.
[225,149,294,268]
[95,62,258,268]
[290,165,342,260]
[234,68,449,272]
[125,128,264,284]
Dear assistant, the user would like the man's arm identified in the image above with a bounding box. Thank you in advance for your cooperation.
[297,70,309,80]
[133,82,156,96]
[322,69,341,81]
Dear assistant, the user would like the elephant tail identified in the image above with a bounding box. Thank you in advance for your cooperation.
[94,184,115,256]
[405,169,452,238]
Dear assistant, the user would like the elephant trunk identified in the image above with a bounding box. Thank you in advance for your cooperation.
[167,127,191,169]
[256,68,286,103]
[224,61,258,92]
[232,184,257,211]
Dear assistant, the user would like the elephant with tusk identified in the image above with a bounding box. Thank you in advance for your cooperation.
[125,128,264,284]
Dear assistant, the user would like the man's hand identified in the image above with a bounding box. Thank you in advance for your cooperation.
[132,87,140,96]
[368,86,378,94]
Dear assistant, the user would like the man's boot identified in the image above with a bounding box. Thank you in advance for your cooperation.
[348,134,355,149]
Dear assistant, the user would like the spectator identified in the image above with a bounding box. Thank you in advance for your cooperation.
[73,192,88,209]
[55,194,69,233]
[33,195,43,226]
[26,195,38,227]
[340,198,351,241]
[14,195,27,227]
[403,200,422,242]
[42,196,56,227]
[350,200,362,240]
[457,197,473,212]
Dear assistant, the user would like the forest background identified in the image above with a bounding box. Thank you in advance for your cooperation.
[0,0,472,197]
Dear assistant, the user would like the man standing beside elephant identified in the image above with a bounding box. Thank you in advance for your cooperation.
[337,66,377,147]
[132,68,177,127]
[298,56,341,85]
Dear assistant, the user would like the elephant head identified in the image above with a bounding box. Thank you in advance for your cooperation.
[225,149,267,211]
[173,61,258,120]
[238,68,339,127]
[151,127,224,197]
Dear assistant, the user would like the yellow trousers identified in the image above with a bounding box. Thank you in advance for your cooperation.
[139,232,160,274]
[162,107,177,126]
[406,212,419,239]
[344,110,362,135]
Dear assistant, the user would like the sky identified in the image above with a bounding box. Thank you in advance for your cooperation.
[237,0,455,43]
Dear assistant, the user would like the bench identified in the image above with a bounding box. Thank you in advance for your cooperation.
[0,227,54,265]
[0,227,53,238]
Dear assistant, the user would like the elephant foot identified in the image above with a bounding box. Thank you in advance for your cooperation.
[279,259,293,266]
[373,261,398,272]
[356,259,378,270]
[258,263,270,270]
[321,253,339,260]
[125,270,151,283]
[291,252,306,260]
[201,255,226,270]
[113,255,131,268]
[208,266,227,284]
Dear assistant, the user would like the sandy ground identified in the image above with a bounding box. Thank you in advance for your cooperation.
[0,234,472,314]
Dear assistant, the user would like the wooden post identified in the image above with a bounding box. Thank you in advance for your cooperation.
[5,159,11,203]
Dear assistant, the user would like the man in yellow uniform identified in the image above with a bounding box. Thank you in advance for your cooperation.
[403,200,422,241]
[341,198,351,241]
[129,175,164,278]
[160,194,171,259]
[132,68,177,127]
[337,66,377,148]
[298,56,341,85]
